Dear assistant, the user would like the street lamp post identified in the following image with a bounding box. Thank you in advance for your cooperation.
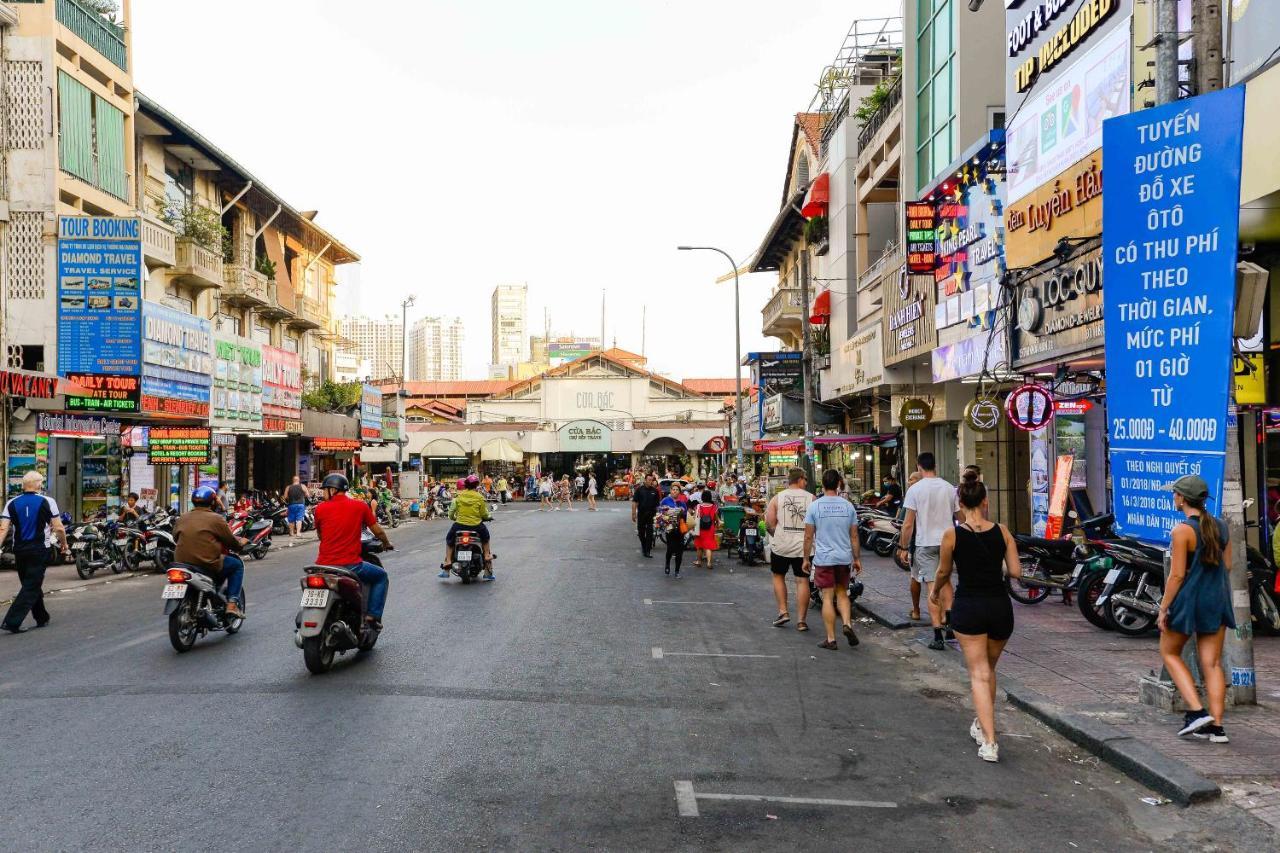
[678,246,745,476]
[398,294,416,475]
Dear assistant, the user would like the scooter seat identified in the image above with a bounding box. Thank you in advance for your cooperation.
[1015,536,1076,555]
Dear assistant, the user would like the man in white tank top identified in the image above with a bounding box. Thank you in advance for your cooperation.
[765,468,815,630]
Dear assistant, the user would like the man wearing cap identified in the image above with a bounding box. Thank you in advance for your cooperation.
[1,471,70,634]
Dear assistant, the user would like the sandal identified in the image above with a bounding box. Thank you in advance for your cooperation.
[817,639,838,651]
[796,622,809,632]
[772,613,790,628]
[909,610,921,621]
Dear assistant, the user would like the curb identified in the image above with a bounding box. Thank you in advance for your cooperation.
[906,637,1221,806]
[853,598,913,630]
[1003,683,1221,806]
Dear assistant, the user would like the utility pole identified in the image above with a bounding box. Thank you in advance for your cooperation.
[1193,0,1254,704]
[397,295,415,476]
[1155,0,1179,105]
[798,245,815,486]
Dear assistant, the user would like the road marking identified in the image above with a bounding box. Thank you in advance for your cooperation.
[644,599,735,606]
[674,780,699,817]
[651,647,778,660]
[673,781,896,817]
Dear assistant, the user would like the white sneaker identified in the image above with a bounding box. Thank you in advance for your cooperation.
[969,718,984,745]
[978,741,999,763]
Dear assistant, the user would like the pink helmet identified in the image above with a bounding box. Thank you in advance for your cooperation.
[465,474,481,488]
[456,478,466,490]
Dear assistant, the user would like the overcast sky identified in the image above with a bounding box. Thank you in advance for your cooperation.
[132,0,900,381]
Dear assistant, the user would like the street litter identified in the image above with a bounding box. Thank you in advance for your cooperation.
[1141,797,1170,806]
[765,814,778,820]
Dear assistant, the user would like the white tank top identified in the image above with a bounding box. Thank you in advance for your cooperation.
[770,488,814,558]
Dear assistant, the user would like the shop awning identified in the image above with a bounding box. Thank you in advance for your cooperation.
[479,437,522,462]
[813,433,898,445]
[810,288,831,324]
[359,444,398,462]
[801,172,830,219]
[422,438,467,458]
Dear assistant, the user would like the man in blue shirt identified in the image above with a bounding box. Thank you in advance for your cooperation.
[1,471,71,633]
[803,468,862,650]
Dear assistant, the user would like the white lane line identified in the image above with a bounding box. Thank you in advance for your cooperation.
[673,781,896,817]
[674,780,699,817]
[651,647,778,660]
[644,600,735,606]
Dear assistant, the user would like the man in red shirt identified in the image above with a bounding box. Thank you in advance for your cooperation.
[314,473,393,625]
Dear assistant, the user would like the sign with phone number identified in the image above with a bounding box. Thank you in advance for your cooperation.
[147,427,213,465]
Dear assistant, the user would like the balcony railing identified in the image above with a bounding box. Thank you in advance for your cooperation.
[762,287,803,336]
[56,0,128,72]
[173,236,224,290]
[141,216,175,268]
[857,75,903,152]
[289,294,327,330]
[222,262,270,307]
[857,240,904,291]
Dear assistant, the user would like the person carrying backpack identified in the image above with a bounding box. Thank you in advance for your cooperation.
[1,471,71,633]
[693,488,720,570]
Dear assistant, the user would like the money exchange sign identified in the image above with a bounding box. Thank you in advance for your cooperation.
[1102,88,1245,543]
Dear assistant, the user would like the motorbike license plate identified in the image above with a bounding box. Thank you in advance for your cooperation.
[161,583,187,599]
[115,538,128,547]
[458,551,472,562]
[1103,568,1121,585]
[746,530,757,538]
[144,542,157,553]
[72,542,87,550]
[300,589,329,608]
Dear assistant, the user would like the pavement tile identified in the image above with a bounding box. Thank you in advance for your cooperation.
[857,554,1280,786]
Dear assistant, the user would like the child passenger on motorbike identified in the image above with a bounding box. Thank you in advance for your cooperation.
[440,474,494,581]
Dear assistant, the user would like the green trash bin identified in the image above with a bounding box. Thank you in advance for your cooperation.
[719,504,746,548]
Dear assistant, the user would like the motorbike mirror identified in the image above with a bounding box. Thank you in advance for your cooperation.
[1067,511,1078,519]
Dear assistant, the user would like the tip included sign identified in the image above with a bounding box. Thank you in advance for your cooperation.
[147,426,213,465]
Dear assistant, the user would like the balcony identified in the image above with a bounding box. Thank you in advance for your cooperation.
[56,0,128,72]
[857,241,904,292]
[222,262,270,308]
[762,287,803,340]
[857,75,902,152]
[287,294,326,331]
[172,237,224,291]
[256,280,295,322]
[141,216,175,269]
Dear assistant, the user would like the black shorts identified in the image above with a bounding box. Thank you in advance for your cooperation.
[950,593,1015,641]
[770,553,809,577]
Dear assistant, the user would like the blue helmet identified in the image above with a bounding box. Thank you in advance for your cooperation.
[191,486,217,506]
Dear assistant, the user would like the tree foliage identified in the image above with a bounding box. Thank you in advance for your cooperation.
[302,380,362,413]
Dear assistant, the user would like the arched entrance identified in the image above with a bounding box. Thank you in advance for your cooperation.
[642,437,688,476]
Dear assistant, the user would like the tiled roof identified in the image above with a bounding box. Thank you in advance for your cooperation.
[795,112,823,158]
[600,347,646,364]
[380,380,514,397]
[682,378,740,394]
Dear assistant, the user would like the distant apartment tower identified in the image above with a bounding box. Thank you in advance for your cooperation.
[491,284,528,370]
[337,315,403,381]
[409,316,465,381]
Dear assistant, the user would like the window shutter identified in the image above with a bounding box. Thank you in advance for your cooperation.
[57,72,93,184]
[94,94,127,199]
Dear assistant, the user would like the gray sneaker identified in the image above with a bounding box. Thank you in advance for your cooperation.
[1178,710,1214,737]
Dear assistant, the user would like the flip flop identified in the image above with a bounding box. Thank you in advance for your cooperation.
[796,622,809,632]
[817,639,838,651]
[772,613,790,628]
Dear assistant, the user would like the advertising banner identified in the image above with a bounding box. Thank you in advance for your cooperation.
[140,301,212,419]
[904,201,937,272]
[752,351,804,391]
[1103,87,1245,543]
[558,420,611,452]
[36,413,122,438]
[312,438,361,453]
[262,346,302,431]
[360,384,383,441]
[147,426,213,465]
[211,335,263,430]
[65,373,141,413]
[56,216,143,377]
[932,332,1008,383]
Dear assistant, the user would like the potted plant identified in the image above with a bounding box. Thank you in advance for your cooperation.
[804,214,829,255]
[161,203,229,255]
[255,255,277,280]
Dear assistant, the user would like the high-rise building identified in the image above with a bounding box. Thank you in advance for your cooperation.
[491,284,528,370]
[337,315,403,381]
[409,316,465,381]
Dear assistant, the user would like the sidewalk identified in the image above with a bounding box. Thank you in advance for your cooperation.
[855,554,1280,811]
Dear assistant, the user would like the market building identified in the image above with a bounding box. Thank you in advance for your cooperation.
[360,351,730,484]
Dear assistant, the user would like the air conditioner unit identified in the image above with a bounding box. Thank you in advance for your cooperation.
[1234,261,1269,339]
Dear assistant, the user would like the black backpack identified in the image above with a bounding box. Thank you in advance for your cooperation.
[698,505,713,531]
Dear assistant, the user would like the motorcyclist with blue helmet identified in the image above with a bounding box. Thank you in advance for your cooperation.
[173,486,247,616]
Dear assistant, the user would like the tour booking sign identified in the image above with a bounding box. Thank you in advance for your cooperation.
[905,202,937,273]
[65,373,141,413]
[147,426,213,465]
[56,216,143,377]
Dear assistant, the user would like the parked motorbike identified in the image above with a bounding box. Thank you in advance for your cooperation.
[141,510,177,573]
[737,516,765,566]
[866,515,902,559]
[1247,543,1280,636]
[295,531,390,673]
[162,562,246,653]
[240,515,274,561]
[1008,534,1083,605]
[1097,539,1166,636]
[70,515,119,579]
[809,576,865,613]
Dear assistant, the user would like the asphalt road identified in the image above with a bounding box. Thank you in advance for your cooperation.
[0,502,1268,851]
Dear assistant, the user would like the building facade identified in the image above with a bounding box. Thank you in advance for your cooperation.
[408,315,464,382]
[490,283,527,373]
[338,315,403,382]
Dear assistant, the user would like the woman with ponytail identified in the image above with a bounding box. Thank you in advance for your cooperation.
[1160,474,1235,743]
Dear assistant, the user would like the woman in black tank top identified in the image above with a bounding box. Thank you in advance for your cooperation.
[931,471,1023,763]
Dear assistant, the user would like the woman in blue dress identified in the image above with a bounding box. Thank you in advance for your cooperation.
[1158,475,1236,744]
